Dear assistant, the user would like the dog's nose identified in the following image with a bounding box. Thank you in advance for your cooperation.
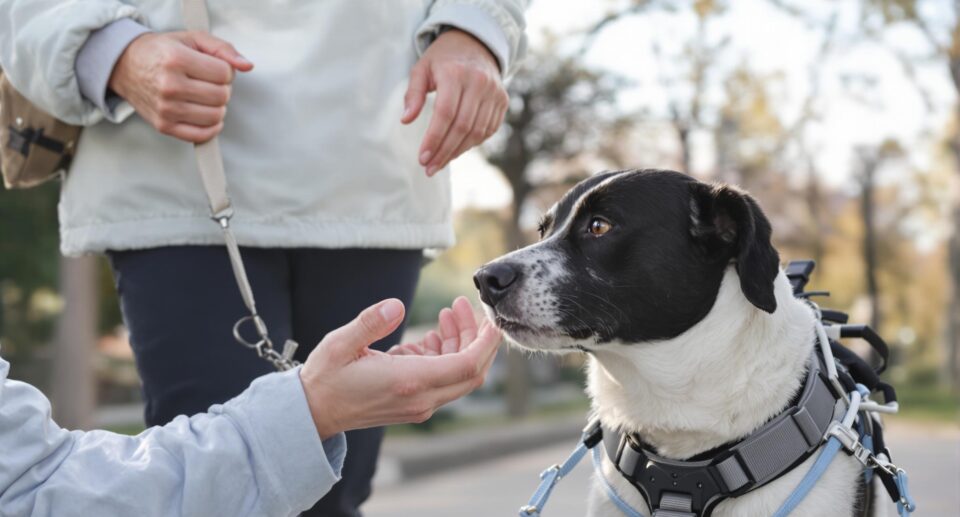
[473,263,520,306]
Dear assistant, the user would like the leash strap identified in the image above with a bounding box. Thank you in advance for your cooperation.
[519,442,591,516]
[180,0,299,372]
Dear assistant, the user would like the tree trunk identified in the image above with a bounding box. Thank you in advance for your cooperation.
[948,203,960,390]
[50,255,98,430]
[860,156,882,332]
[806,167,826,268]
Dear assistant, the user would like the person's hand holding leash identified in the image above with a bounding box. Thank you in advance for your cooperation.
[109,31,253,143]
[300,297,501,440]
[402,28,508,176]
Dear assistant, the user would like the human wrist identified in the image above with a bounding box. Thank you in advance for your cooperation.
[75,18,151,113]
[299,367,343,440]
[435,28,500,72]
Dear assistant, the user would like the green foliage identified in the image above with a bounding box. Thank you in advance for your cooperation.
[0,183,60,357]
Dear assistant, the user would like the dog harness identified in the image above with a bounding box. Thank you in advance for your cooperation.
[519,261,916,517]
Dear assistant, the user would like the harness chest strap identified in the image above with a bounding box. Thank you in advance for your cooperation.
[598,350,844,517]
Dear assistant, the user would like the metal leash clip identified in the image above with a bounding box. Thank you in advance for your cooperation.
[232,313,301,371]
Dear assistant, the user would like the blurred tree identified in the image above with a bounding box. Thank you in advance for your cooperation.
[0,183,60,379]
[853,0,960,388]
[482,46,631,417]
[855,140,905,332]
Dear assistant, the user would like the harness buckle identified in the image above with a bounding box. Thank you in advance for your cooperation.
[826,422,871,465]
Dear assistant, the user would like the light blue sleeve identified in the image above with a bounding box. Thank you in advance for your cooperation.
[416,0,529,77]
[75,18,152,121]
[0,353,346,517]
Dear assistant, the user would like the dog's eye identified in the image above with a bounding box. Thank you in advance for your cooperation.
[588,217,612,236]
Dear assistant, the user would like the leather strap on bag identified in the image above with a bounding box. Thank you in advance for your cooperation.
[182,0,300,371]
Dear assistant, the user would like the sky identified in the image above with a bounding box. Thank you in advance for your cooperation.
[449,0,956,210]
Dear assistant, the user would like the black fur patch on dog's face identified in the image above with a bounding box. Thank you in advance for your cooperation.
[475,169,780,348]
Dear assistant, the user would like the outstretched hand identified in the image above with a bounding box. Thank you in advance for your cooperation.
[299,297,501,440]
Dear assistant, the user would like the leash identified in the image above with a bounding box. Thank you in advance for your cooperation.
[181,0,299,372]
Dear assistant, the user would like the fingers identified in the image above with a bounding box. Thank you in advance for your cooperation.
[423,330,443,355]
[402,63,430,124]
[174,78,231,107]
[156,121,224,144]
[156,101,226,127]
[418,321,501,388]
[187,31,254,71]
[418,74,462,171]
[180,49,236,84]
[424,79,481,176]
[451,296,478,352]
[324,299,406,362]
[438,308,459,354]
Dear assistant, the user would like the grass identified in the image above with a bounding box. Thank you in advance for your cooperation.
[105,423,147,436]
[890,384,960,424]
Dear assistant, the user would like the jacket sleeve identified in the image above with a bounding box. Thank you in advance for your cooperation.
[0,0,147,125]
[416,0,529,77]
[0,354,345,517]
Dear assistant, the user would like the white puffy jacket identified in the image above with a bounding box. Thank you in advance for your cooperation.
[0,0,527,255]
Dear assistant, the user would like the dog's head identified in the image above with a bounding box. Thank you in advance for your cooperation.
[474,169,780,351]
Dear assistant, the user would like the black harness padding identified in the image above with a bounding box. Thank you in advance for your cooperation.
[595,351,845,517]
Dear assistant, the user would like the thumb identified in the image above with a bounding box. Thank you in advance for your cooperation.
[187,31,254,71]
[402,63,431,124]
[325,299,405,361]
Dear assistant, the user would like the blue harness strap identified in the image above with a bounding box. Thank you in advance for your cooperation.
[590,446,647,517]
[770,437,844,517]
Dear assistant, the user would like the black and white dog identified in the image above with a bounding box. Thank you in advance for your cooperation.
[475,170,890,516]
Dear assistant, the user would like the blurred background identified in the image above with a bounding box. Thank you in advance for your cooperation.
[1,0,958,515]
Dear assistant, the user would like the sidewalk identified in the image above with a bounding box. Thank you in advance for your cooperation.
[375,414,586,487]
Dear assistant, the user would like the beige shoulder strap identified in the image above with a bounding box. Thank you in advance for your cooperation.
[181,0,299,371]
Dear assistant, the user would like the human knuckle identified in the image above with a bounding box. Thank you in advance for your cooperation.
[155,101,176,119]
[358,312,381,337]
[435,104,455,120]
[160,51,183,70]
[157,76,178,98]
[475,373,486,388]
[155,120,174,134]
[411,408,434,423]
[470,126,487,141]
[453,118,472,134]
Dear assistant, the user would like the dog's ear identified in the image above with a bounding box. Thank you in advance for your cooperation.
[689,182,780,313]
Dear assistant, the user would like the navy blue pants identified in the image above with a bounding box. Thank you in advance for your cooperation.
[108,246,422,517]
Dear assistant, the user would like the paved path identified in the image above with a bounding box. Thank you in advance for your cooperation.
[365,420,959,517]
